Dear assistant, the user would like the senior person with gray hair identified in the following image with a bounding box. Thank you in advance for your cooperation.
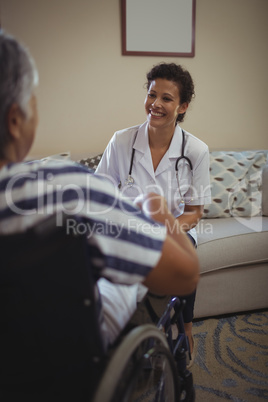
[0,30,199,348]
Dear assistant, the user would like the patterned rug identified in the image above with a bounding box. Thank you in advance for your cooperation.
[191,310,268,401]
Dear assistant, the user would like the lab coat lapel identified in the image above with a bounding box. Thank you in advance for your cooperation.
[155,125,182,177]
[133,123,183,180]
[134,123,155,180]
[168,125,183,159]
[155,152,171,176]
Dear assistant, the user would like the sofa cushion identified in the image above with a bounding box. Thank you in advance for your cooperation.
[196,216,268,274]
[203,151,267,218]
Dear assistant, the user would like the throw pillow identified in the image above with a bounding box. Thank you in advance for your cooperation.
[78,154,103,171]
[203,151,267,218]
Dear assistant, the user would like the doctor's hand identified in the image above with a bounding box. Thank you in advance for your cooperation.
[134,193,195,254]
[134,193,175,226]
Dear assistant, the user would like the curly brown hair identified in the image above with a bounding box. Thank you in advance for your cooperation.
[146,63,195,123]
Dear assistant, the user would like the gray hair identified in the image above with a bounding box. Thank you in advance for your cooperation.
[0,30,39,157]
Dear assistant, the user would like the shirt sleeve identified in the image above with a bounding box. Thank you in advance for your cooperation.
[46,161,167,286]
[0,159,167,288]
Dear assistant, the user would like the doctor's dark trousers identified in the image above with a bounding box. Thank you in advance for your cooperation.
[178,233,197,323]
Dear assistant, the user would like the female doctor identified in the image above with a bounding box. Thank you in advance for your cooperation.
[95,63,211,365]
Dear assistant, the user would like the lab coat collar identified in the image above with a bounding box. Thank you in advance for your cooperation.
[133,122,148,153]
[133,122,155,179]
[132,122,184,178]
[168,125,183,158]
[134,122,183,159]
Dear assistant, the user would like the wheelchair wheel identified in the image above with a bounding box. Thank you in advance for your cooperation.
[93,324,180,402]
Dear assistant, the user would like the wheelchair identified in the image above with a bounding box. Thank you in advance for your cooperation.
[0,213,195,402]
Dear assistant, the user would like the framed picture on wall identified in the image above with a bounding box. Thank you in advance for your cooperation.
[121,0,196,57]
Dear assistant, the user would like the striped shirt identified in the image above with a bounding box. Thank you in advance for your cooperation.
[0,159,166,346]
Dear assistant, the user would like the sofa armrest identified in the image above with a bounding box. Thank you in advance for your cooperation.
[262,163,268,216]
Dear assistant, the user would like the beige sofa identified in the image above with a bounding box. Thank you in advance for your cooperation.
[194,151,268,319]
[78,150,268,319]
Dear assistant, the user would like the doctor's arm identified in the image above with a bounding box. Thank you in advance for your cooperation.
[176,144,210,232]
[176,204,204,232]
[95,138,120,185]
[176,146,210,232]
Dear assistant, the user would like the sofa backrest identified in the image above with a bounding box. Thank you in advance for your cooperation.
[77,150,268,218]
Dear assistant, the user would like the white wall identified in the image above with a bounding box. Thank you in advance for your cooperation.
[1,0,268,158]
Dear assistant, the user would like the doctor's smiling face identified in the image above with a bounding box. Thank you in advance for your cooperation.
[144,78,188,133]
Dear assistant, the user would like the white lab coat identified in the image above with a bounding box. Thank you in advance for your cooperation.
[96,121,211,243]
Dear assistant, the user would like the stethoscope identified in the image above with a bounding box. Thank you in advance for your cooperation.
[125,129,194,204]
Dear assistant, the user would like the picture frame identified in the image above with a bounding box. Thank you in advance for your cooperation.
[121,0,196,57]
